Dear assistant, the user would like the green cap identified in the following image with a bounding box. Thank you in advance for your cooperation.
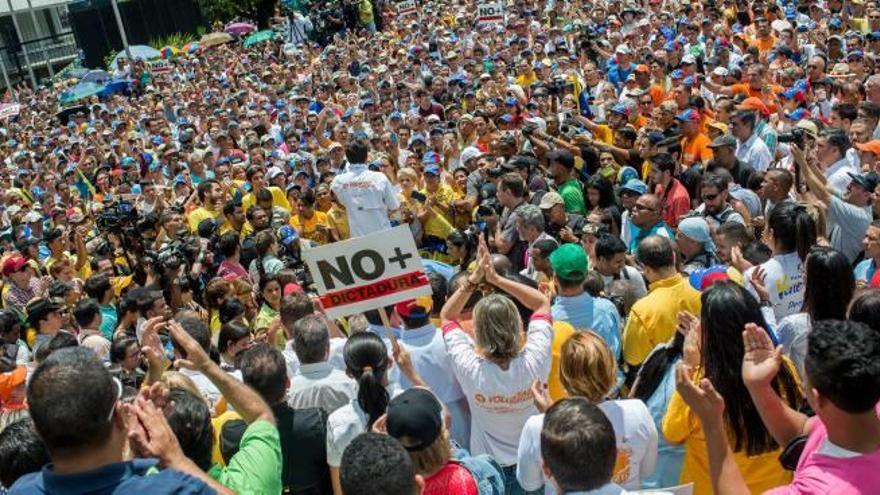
[549,243,589,282]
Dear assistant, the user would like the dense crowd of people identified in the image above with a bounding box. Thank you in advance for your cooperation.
[0,0,877,493]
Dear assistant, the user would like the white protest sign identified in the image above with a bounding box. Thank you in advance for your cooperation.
[303,225,432,319]
[398,0,417,16]
[0,104,21,120]
[477,2,504,25]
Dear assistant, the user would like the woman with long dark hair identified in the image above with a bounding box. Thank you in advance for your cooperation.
[745,201,817,321]
[217,321,252,371]
[445,228,478,272]
[754,247,855,378]
[586,175,621,236]
[663,281,801,494]
[252,274,283,347]
[247,230,284,288]
[663,282,801,495]
[325,332,423,495]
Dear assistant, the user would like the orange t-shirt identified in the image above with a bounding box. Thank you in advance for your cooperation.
[649,85,666,106]
[680,133,714,167]
[751,35,778,55]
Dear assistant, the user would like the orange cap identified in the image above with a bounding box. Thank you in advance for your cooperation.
[855,140,880,156]
[737,97,771,118]
[0,366,26,403]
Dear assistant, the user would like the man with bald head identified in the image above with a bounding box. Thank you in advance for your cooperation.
[627,193,674,254]
[622,235,702,374]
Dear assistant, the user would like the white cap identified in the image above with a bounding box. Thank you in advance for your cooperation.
[615,45,633,55]
[460,146,484,165]
[712,67,729,77]
[267,166,284,180]
[681,54,697,64]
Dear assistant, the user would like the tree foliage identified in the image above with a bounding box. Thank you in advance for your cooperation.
[199,0,277,29]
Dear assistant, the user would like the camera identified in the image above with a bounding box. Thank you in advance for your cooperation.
[777,128,806,148]
[521,122,539,137]
[546,75,574,96]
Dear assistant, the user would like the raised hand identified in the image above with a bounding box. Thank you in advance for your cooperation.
[742,322,782,388]
[750,266,770,303]
[675,363,725,424]
[530,379,553,413]
[677,311,702,367]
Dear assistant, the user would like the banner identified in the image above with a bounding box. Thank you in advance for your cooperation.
[148,59,172,74]
[303,225,432,319]
[398,0,417,16]
[477,2,504,25]
[0,104,21,120]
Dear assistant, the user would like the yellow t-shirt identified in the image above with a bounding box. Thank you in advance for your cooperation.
[662,366,795,494]
[210,410,242,466]
[622,274,702,366]
[327,205,350,241]
[591,124,614,145]
[548,321,577,401]
[242,186,291,213]
[421,184,458,240]
[187,207,223,233]
[290,211,331,244]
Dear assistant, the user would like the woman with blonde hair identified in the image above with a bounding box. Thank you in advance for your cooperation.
[517,331,658,493]
[441,236,553,494]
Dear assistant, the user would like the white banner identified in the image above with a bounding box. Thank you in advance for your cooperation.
[0,104,20,120]
[303,225,432,319]
[398,0,417,16]
[477,2,504,25]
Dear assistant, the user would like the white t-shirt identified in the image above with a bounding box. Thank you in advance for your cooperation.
[745,251,805,321]
[516,399,658,493]
[326,386,402,467]
[330,163,400,238]
[442,313,553,466]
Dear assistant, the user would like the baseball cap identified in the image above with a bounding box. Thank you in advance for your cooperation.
[688,265,743,291]
[539,191,565,209]
[26,298,63,326]
[855,140,880,156]
[394,295,434,319]
[707,134,737,148]
[793,119,819,139]
[634,64,649,73]
[707,122,729,135]
[546,148,575,168]
[681,54,696,65]
[278,225,299,245]
[266,166,284,180]
[619,178,648,195]
[424,164,441,176]
[678,217,715,252]
[549,243,588,282]
[848,171,880,191]
[460,146,484,164]
[422,150,441,165]
[737,97,771,117]
[675,109,700,122]
[386,388,443,451]
[610,102,631,116]
[2,255,27,276]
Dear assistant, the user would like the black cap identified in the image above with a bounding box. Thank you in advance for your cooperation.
[848,171,880,192]
[219,419,248,464]
[26,298,63,326]
[42,228,63,243]
[546,148,575,168]
[386,388,443,451]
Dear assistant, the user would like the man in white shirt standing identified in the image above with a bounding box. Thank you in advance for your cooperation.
[816,128,857,196]
[731,109,772,172]
[330,139,400,238]
[288,314,356,414]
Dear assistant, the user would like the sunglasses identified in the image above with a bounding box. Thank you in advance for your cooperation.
[632,203,656,211]
[702,193,720,201]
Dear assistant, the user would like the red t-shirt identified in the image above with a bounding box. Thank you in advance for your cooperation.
[654,179,691,229]
[424,462,478,495]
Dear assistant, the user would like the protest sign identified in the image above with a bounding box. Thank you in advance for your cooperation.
[398,0,417,16]
[303,225,432,319]
[477,2,504,25]
[0,104,21,120]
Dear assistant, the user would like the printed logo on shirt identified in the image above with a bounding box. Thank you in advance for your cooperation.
[473,388,532,413]
[611,446,633,485]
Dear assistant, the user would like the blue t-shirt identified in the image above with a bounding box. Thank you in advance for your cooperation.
[10,458,216,495]
[855,258,877,284]
[551,292,622,358]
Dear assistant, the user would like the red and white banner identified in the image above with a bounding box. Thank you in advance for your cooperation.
[303,225,431,319]
[398,0,417,16]
[0,103,21,120]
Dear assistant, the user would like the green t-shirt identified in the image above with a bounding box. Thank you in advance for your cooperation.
[558,179,587,215]
[209,420,282,494]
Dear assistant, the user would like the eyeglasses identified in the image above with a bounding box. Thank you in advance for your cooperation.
[702,193,720,201]
[106,377,122,423]
[632,203,656,212]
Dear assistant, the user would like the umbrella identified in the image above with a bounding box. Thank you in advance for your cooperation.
[59,82,104,105]
[243,30,276,48]
[109,45,161,67]
[55,105,89,125]
[80,69,110,85]
[182,42,200,54]
[160,46,179,59]
[98,80,132,98]
[225,22,256,35]
[200,32,234,48]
